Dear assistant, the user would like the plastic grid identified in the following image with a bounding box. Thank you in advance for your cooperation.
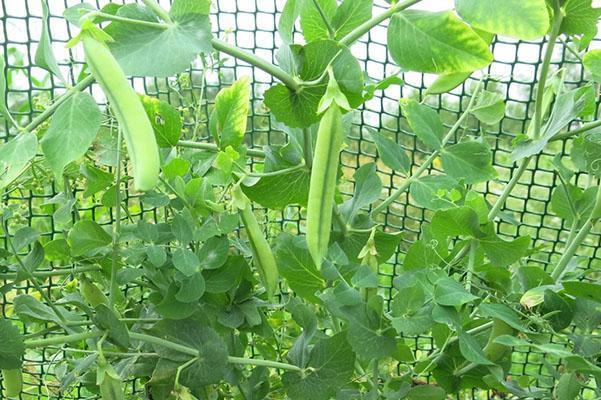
[0,0,599,398]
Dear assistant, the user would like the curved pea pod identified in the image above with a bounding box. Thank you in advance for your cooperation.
[2,369,23,398]
[79,275,109,308]
[306,104,344,267]
[238,194,279,299]
[81,34,160,192]
[483,319,515,363]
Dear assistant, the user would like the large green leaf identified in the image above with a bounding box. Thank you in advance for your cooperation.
[369,130,410,174]
[440,141,497,184]
[430,206,481,238]
[0,319,24,369]
[331,0,372,40]
[150,319,228,388]
[571,133,601,178]
[434,277,478,306]
[105,1,212,77]
[141,95,182,147]
[299,0,337,42]
[242,167,311,209]
[282,332,355,400]
[560,0,601,38]
[456,0,549,39]
[274,234,325,303]
[35,0,65,81]
[583,50,601,82]
[67,220,112,257]
[409,175,461,210]
[41,92,101,178]
[0,132,38,191]
[401,99,444,150]
[478,232,531,268]
[340,163,382,222]
[265,40,363,128]
[388,10,493,74]
[209,77,250,151]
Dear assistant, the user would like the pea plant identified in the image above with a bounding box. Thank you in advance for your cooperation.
[1,0,601,399]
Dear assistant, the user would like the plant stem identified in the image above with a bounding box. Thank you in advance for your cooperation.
[109,126,123,308]
[0,265,100,280]
[487,157,531,220]
[311,0,336,38]
[339,0,423,46]
[370,80,484,216]
[142,0,173,24]
[532,4,563,140]
[551,119,601,142]
[25,331,103,348]
[129,332,302,372]
[551,217,596,281]
[245,163,306,178]
[91,11,167,30]
[211,39,300,92]
[177,140,266,157]
[228,356,302,372]
[303,127,314,170]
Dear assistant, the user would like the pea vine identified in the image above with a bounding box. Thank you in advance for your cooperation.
[1,0,601,399]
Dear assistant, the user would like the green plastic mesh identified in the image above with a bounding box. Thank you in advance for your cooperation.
[0,0,599,398]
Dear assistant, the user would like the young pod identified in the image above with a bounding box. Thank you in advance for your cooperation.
[79,275,109,308]
[306,104,344,267]
[82,34,160,192]
[240,203,279,299]
[2,369,23,398]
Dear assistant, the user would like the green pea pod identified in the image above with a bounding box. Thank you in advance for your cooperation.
[483,319,515,362]
[82,34,160,192]
[306,104,344,267]
[2,369,23,398]
[240,203,279,299]
[79,275,109,308]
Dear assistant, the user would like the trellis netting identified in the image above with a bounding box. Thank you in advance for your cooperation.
[1,0,601,399]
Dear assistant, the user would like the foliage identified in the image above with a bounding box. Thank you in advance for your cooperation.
[0,0,600,399]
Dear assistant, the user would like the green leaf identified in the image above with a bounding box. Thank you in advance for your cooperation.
[478,232,531,268]
[409,175,461,210]
[282,332,355,400]
[299,0,337,42]
[0,319,24,369]
[459,331,494,365]
[175,271,205,302]
[12,227,40,252]
[478,303,529,332]
[172,248,201,277]
[401,99,444,150]
[141,95,182,147]
[80,163,114,198]
[430,206,481,238]
[426,72,472,95]
[279,0,301,43]
[560,0,601,38]
[470,90,505,125]
[154,285,197,320]
[35,0,65,82]
[340,163,382,222]
[512,85,593,161]
[456,0,549,39]
[105,3,212,77]
[94,304,130,348]
[406,385,446,400]
[562,281,601,303]
[583,49,601,82]
[241,168,311,209]
[331,0,372,40]
[13,294,76,324]
[204,255,248,293]
[264,40,363,128]
[274,234,325,303]
[571,133,601,178]
[40,92,102,178]
[210,77,251,151]
[169,0,210,17]
[543,290,575,331]
[441,141,497,184]
[369,130,410,174]
[554,372,581,400]
[67,220,112,257]
[434,277,478,306]
[0,56,13,127]
[150,319,228,388]
[388,10,493,74]
[197,236,229,270]
[0,132,38,191]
